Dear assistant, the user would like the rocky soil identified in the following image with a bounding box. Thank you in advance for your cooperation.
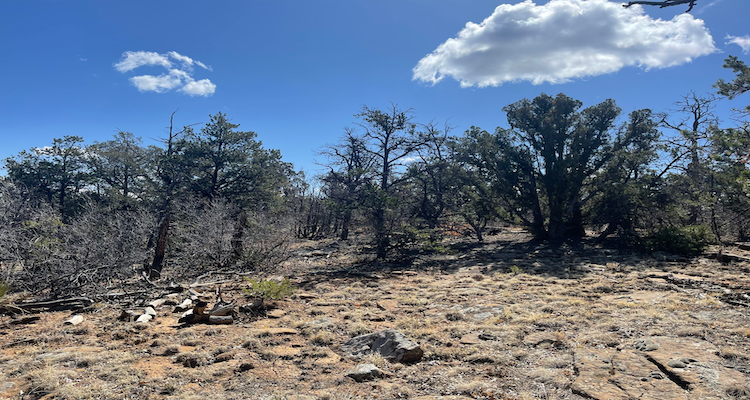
[2,230,750,399]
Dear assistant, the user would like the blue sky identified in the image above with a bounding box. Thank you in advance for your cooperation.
[1,0,749,177]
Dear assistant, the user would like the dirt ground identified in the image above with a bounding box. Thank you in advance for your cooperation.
[2,230,750,399]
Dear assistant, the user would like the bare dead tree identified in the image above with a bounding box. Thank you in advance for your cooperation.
[622,0,697,12]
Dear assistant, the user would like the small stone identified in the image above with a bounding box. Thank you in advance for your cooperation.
[345,364,387,382]
[634,339,660,351]
[136,314,152,323]
[267,309,286,319]
[238,362,255,372]
[63,315,84,326]
[148,299,166,308]
[667,359,687,368]
[144,306,157,316]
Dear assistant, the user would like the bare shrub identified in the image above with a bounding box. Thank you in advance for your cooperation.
[164,197,294,280]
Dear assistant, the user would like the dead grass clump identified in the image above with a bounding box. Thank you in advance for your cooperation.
[347,321,371,337]
[175,351,213,368]
[581,332,621,348]
[310,330,336,346]
[674,326,706,338]
[726,384,750,400]
[719,347,750,362]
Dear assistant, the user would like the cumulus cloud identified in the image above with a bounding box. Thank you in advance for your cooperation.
[726,35,750,54]
[413,0,717,87]
[180,79,218,96]
[114,51,215,96]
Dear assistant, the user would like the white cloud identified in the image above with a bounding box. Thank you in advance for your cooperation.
[114,51,215,96]
[727,35,750,54]
[413,0,717,87]
[180,79,217,96]
[130,70,189,93]
[195,60,212,71]
[114,51,172,73]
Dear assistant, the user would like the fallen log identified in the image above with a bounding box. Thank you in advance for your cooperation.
[14,297,93,312]
[0,316,41,328]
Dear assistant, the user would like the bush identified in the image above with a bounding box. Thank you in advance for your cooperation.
[243,278,294,300]
[642,225,715,256]
[392,226,456,256]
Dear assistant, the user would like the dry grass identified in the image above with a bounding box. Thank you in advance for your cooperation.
[2,233,750,399]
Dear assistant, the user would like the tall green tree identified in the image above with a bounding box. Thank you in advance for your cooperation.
[5,135,91,219]
[187,112,293,210]
[407,122,455,229]
[354,104,427,258]
[87,131,149,208]
[503,93,622,239]
[320,129,375,240]
[458,93,657,240]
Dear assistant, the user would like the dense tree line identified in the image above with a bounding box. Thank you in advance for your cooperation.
[1,55,749,298]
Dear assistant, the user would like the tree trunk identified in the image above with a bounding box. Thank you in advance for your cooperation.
[149,213,170,279]
[374,208,388,259]
[340,209,351,241]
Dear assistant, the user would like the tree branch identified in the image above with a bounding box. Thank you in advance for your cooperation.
[622,0,697,12]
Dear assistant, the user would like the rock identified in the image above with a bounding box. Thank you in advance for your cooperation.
[208,315,233,324]
[302,318,336,332]
[523,332,559,347]
[345,363,388,382]
[459,333,482,345]
[341,329,423,363]
[148,298,166,308]
[263,328,299,335]
[136,314,152,323]
[164,293,181,305]
[267,309,286,319]
[238,362,255,372]
[376,300,399,311]
[573,337,748,400]
[118,310,140,321]
[173,298,192,313]
[634,338,659,351]
[573,348,686,400]
[144,306,157,316]
[63,315,83,326]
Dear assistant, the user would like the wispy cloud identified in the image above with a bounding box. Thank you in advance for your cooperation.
[114,51,216,96]
[726,35,750,54]
[413,0,716,87]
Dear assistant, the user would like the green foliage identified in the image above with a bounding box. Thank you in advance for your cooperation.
[715,55,750,113]
[0,281,9,300]
[243,278,294,300]
[642,225,716,256]
[509,265,522,275]
[392,226,456,255]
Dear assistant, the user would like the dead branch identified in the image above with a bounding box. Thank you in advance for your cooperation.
[13,297,93,312]
[622,0,697,12]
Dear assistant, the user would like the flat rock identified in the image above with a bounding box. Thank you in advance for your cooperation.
[267,309,286,318]
[523,331,559,347]
[341,329,423,363]
[377,299,399,311]
[264,328,298,335]
[459,333,482,345]
[344,363,387,382]
[573,337,748,400]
